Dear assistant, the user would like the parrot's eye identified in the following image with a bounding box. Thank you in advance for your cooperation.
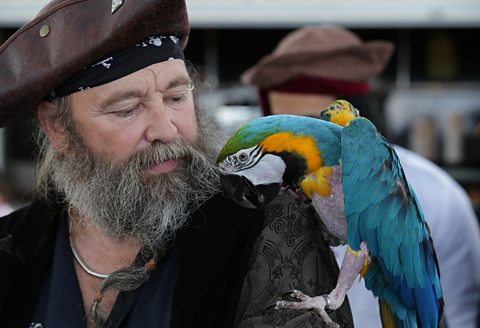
[238,152,249,162]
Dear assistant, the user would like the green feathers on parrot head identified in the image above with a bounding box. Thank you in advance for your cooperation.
[216,118,274,164]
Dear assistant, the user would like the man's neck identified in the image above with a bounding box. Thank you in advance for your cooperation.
[70,218,141,275]
[69,215,141,323]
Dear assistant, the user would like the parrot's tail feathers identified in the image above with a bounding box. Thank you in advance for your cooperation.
[379,301,398,328]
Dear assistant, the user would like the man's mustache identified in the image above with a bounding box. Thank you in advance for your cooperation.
[117,140,191,170]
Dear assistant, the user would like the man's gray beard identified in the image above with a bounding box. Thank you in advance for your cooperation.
[50,125,221,250]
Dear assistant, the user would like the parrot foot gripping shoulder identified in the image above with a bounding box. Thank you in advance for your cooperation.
[275,290,340,328]
[275,242,369,327]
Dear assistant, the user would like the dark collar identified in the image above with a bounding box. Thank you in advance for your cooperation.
[0,198,64,327]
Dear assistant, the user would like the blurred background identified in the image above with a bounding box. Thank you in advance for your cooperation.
[0,0,479,218]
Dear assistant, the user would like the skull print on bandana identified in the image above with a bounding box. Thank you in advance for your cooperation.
[49,35,184,99]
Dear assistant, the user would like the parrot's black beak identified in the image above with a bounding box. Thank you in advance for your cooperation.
[220,173,281,209]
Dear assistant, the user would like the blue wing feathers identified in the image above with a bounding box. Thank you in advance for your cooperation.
[346,211,362,250]
[341,118,442,327]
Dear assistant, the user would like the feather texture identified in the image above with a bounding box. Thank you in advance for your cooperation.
[217,102,443,328]
[342,118,442,327]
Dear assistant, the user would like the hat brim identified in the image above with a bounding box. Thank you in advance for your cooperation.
[0,0,190,127]
[241,41,394,88]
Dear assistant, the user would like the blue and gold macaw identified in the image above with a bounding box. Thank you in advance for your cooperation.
[217,100,443,328]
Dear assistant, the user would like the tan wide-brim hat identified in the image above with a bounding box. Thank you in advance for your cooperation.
[0,0,190,127]
[241,26,394,88]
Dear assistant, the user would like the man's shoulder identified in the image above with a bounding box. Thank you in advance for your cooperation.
[0,199,53,232]
[264,189,313,218]
[197,192,263,223]
[235,188,354,328]
[394,145,458,187]
[394,145,473,205]
[0,198,62,254]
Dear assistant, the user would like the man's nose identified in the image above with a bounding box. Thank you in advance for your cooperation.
[145,98,178,144]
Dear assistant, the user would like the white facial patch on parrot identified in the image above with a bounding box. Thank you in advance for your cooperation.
[240,153,286,185]
[219,146,286,185]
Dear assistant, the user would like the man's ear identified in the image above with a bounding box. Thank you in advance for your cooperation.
[37,101,68,153]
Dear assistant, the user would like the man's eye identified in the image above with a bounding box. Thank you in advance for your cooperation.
[111,106,138,117]
[166,93,187,102]
[164,93,188,108]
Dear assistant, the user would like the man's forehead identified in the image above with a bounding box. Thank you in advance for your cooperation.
[110,59,188,85]
[74,59,189,101]
[144,60,190,86]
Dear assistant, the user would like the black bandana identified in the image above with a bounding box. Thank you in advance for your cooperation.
[49,35,184,99]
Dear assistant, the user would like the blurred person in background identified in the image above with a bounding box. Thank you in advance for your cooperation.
[0,173,13,217]
[241,25,480,328]
[0,1,354,327]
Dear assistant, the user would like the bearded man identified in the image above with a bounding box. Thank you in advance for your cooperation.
[0,1,353,327]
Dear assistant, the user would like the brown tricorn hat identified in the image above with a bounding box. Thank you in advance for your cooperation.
[0,0,190,127]
[241,26,394,88]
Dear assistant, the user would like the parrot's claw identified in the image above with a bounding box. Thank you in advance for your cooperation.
[280,289,303,300]
[275,290,340,328]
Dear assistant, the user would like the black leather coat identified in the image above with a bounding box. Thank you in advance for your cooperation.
[0,192,353,328]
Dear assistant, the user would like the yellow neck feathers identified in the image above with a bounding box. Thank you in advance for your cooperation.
[260,132,322,172]
[260,132,333,198]
[327,109,356,127]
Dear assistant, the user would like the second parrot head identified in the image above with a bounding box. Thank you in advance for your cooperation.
[319,99,360,127]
